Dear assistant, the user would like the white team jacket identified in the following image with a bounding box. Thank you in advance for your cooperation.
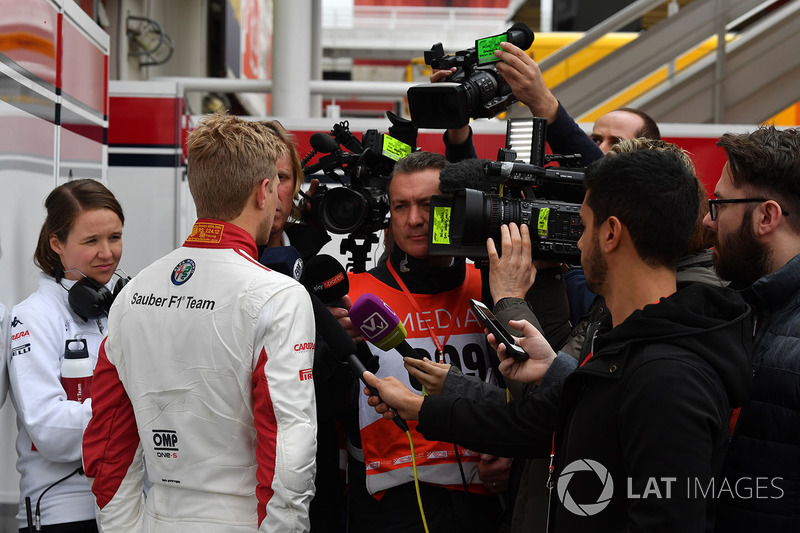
[8,274,106,528]
[83,219,317,533]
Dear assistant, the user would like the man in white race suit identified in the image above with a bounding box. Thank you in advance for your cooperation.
[83,113,317,532]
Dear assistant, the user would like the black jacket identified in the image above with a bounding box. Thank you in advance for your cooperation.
[418,283,752,532]
[716,253,800,532]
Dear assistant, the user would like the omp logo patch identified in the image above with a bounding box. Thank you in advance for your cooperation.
[152,429,180,459]
[299,368,313,381]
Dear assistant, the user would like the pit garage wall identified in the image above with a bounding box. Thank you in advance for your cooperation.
[106,81,193,277]
[0,0,108,503]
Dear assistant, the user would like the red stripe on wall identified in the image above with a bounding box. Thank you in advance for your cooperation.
[55,12,62,90]
[104,54,109,116]
[108,97,182,146]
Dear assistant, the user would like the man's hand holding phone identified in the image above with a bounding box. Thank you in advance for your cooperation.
[486,317,558,385]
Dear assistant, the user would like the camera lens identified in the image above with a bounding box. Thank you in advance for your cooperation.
[319,187,369,234]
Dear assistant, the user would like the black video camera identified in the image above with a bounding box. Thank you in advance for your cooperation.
[428,117,585,263]
[407,23,535,129]
[302,114,415,236]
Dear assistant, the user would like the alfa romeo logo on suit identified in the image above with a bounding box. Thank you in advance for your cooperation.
[557,459,614,516]
[171,259,196,286]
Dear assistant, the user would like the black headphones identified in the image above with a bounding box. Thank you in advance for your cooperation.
[56,266,130,321]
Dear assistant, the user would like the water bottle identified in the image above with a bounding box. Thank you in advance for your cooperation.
[61,339,92,403]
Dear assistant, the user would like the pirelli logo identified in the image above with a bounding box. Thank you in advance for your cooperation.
[299,368,313,381]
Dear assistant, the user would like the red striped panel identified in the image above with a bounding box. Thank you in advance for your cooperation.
[0,0,58,85]
[108,97,182,146]
[82,339,141,509]
[60,13,105,113]
[252,348,277,526]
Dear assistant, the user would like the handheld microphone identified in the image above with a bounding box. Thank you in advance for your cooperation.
[310,293,408,432]
[303,254,349,307]
[349,294,423,360]
[303,255,379,373]
[258,246,304,282]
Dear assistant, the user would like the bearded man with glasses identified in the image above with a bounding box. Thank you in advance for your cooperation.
[703,125,800,533]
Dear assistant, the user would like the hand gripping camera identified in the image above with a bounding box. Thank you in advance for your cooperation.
[407,23,535,129]
[428,118,586,263]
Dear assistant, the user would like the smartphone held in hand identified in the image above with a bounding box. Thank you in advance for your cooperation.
[469,299,528,360]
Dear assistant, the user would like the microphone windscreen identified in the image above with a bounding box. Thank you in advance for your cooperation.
[310,132,340,154]
[259,246,304,281]
[303,255,349,305]
[438,158,502,195]
[349,293,409,352]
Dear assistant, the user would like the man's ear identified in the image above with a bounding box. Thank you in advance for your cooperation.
[601,216,623,253]
[255,177,271,210]
[755,200,783,237]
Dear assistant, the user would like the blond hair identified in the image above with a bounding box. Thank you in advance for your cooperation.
[186,113,287,220]
[260,120,304,222]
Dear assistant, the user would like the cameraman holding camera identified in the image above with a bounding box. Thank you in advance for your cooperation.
[330,151,504,533]
[438,41,658,167]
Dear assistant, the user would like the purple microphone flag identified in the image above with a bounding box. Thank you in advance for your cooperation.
[350,293,408,351]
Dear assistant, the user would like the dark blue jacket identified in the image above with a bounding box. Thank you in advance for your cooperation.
[716,253,800,532]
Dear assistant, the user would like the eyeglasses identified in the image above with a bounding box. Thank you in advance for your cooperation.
[708,198,789,221]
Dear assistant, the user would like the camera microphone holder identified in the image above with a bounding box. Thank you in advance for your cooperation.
[341,231,379,274]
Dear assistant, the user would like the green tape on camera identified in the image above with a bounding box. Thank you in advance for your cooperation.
[432,206,452,244]
[537,208,550,237]
[382,135,412,161]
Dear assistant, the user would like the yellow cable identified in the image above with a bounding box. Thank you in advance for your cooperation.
[406,430,430,533]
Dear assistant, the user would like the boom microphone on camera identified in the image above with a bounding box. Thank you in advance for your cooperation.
[310,132,340,155]
[349,294,423,360]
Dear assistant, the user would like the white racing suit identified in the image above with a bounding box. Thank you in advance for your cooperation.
[83,219,317,532]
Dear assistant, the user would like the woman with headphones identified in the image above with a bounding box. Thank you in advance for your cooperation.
[8,179,125,532]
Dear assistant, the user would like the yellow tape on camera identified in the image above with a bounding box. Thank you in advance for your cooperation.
[537,208,550,237]
[382,135,412,161]
[432,206,452,244]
